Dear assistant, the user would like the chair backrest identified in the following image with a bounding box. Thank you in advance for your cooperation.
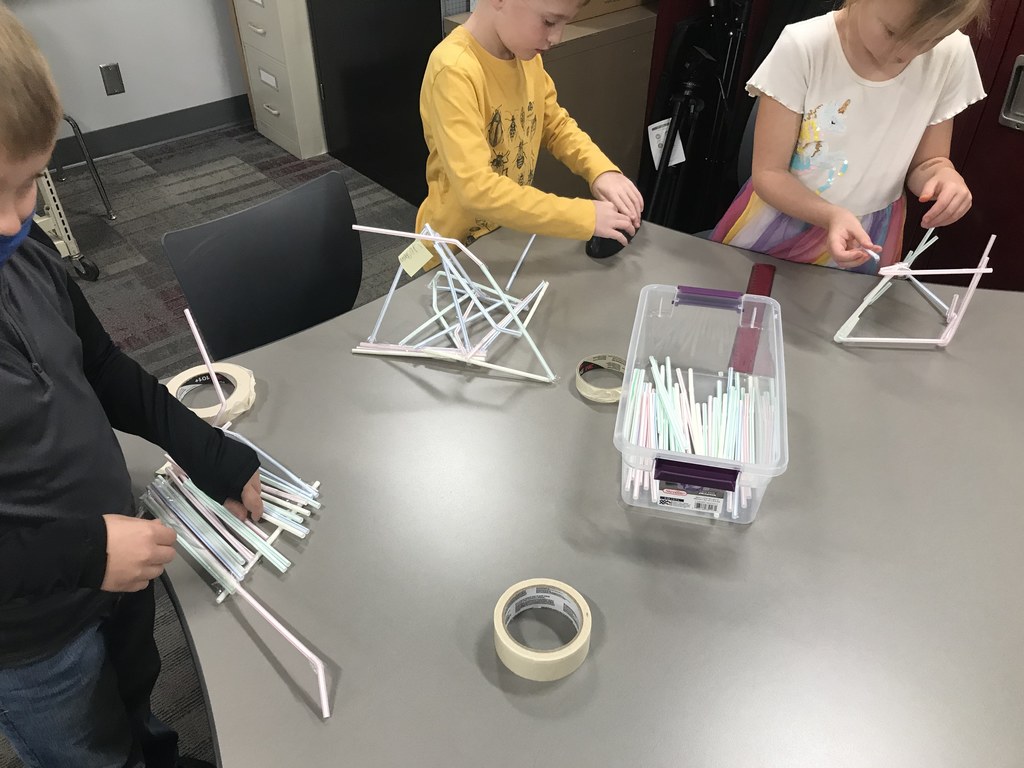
[162,170,362,360]
[737,97,760,187]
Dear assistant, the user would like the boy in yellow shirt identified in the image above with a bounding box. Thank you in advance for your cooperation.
[418,0,644,248]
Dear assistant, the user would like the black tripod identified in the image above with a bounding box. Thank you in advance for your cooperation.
[648,76,704,226]
[706,0,753,172]
[643,0,754,233]
[646,45,716,230]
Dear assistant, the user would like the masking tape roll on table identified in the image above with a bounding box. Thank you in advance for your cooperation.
[165,363,256,424]
[493,578,592,682]
[575,354,626,404]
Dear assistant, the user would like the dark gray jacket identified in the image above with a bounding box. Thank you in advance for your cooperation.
[0,239,257,666]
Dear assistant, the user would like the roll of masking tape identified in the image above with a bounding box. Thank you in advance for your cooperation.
[493,578,592,682]
[575,354,626,404]
[165,363,256,425]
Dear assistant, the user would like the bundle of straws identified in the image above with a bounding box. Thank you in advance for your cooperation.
[143,308,331,718]
[622,355,778,516]
[139,430,332,719]
[140,429,322,591]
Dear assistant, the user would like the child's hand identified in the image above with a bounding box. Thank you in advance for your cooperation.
[826,208,880,269]
[223,470,264,523]
[101,515,177,593]
[593,200,636,246]
[919,167,972,228]
[591,171,644,227]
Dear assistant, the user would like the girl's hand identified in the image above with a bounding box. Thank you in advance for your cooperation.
[826,208,880,269]
[919,166,972,228]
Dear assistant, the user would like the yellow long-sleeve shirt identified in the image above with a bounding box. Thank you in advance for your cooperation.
[417,26,620,246]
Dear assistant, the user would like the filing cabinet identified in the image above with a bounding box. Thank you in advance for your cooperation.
[228,0,326,159]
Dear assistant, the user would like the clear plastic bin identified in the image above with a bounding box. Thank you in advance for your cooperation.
[612,284,788,524]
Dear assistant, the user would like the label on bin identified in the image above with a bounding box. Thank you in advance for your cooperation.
[656,483,725,516]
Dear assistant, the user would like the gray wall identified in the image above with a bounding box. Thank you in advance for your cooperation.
[9,0,247,139]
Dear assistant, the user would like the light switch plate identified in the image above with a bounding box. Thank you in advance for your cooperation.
[100,63,125,96]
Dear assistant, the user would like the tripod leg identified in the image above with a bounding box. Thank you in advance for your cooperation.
[667,100,704,230]
[649,99,685,225]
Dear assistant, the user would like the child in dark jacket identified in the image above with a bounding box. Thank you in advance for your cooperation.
[0,7,264,766]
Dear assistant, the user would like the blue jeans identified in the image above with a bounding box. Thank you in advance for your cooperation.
[0,583,178,768]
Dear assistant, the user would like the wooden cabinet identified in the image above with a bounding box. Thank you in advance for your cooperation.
[533,6,658,198]
[228,0,327,159]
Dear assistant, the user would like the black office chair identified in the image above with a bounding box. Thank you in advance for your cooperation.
[696,97,760,239]
[162,170,362,360]
[735,97,759,189]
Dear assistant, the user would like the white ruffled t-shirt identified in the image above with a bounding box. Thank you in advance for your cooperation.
[747,12,985,216]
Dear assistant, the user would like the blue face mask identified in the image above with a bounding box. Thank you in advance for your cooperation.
[0,215,33,269]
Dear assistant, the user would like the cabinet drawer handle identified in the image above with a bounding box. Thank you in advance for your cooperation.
[247,22,267,35]
[262,104,280,117]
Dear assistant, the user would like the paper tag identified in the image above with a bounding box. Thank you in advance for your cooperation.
[398,239,435,276]
[656,483,724,516]
[648,118,685,168]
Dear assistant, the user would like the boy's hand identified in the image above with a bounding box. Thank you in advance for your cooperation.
[591,171,644,227]
[593,200,636,247]
[101,515,177,593]
[224,470,264,523]
[919,167,972,228]
[826,208,879,269]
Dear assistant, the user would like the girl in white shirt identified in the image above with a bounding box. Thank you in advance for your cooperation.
[711,0,988,272]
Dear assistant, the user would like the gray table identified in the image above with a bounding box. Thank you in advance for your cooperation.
[122,224,1024,768]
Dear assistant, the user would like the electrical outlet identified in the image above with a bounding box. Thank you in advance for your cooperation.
[100,63,125,96]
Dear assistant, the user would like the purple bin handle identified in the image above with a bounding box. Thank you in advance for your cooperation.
[674,286,743,309]
[654,458,739,492]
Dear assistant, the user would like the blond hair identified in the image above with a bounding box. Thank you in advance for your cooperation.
[0,4,61,159]
[846,0,990,41]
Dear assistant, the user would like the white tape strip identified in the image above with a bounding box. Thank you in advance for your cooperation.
[493,578,592,682]
[575,354,626,404]
[166,363,256,424]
